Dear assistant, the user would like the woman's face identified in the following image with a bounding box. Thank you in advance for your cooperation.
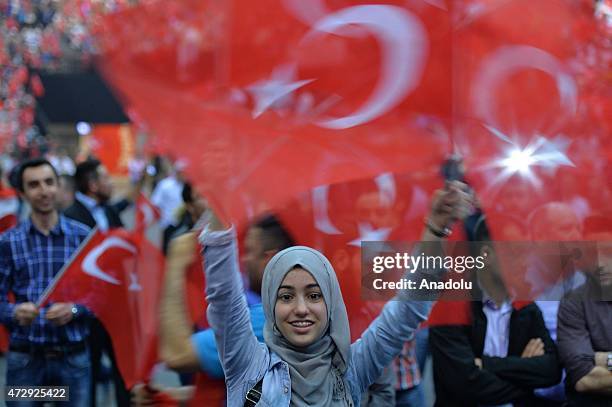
[275,267,328,348]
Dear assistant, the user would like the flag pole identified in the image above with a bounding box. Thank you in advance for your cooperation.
[36,226,99,308]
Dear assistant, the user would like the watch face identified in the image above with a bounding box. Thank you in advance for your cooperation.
[71,307,78,315]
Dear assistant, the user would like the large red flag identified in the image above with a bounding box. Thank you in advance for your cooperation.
[447,0,612,300]
[38,228,165,388]
[94,0,452,224]
[450,0,612,241]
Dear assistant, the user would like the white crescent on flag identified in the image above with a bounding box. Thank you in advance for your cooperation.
[471,45,577,130]
[306,5,428,129]
[82,237,138,285]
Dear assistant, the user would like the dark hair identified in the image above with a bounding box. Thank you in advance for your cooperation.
[253,214,295,252]
[182,182,193,204]
[16,158,58,192]
[74,159,101,194]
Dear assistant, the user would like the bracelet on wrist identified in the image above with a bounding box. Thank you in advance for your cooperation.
[425,218,452,238]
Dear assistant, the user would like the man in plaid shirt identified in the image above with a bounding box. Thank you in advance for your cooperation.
[0,158,92,406]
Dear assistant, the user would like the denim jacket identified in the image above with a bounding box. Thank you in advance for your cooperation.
[201,227,432,406]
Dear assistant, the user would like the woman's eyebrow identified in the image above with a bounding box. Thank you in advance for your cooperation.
[278,284,320,290]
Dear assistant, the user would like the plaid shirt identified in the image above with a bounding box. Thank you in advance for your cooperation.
[0,215,91,345]
[392,339,421,390]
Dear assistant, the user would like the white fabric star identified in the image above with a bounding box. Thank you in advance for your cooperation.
[246,64,314,118]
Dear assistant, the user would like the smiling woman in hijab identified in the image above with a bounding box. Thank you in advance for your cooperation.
[198,181,472,406]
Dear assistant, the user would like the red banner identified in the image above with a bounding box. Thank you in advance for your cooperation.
[80,124,136,176]
[39,228,165,388]
[95,0,452,224]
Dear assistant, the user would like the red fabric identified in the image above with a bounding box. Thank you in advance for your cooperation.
[91,0,610,342]
[0,326,9,354]
[0,189,18,234]
[181,246,223,405]
[89,125,136,176]
[134,193,161,241]
[451,0,612,243]
[185,249,208,329]
[41,229,165,388]
[95,0,451,225]
[0,214,17,233]
[188,373,226,407]
[29,73,45,97]
[0,292,13,353]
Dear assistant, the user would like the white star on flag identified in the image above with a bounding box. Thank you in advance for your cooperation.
[483,124,575,189]
[246,64,314,119]
[349,223,393,247]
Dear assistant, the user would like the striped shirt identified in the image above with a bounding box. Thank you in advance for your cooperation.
[0,215,91,344]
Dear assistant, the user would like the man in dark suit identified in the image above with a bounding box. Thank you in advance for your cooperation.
[429,215,562,406]
[63,159,131,407]
[64,159,126,230]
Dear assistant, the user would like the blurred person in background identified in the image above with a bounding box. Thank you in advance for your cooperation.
[162,182,200,255]
[47,146,76,176]
[151,158,186,232]
[64,159,125,231]
[56,174,75,211]
[528,202,587,403]
[63,158,132,407]
[556,214,612,407]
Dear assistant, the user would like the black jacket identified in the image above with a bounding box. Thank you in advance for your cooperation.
[430,301,562,407]
[63,198,124,229]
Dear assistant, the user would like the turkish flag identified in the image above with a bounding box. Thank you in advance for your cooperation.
[134,192,162,241]
[38,228,165,388]
[89,124,136,176]
[450,0,612,240]
[95,0,452,224]
[0,187,18,234]
[447,0,612,299]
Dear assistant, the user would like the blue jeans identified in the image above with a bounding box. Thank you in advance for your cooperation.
[6,348,91,407]
[415,327,429,374]
[395,385,425,407]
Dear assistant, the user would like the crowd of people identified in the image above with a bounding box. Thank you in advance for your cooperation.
[0,0,147,153]
[0,146,609,407]
[0,1,609,405]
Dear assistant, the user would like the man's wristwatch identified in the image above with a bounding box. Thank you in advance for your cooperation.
[71,305,78,318]
[607,353,612,372]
